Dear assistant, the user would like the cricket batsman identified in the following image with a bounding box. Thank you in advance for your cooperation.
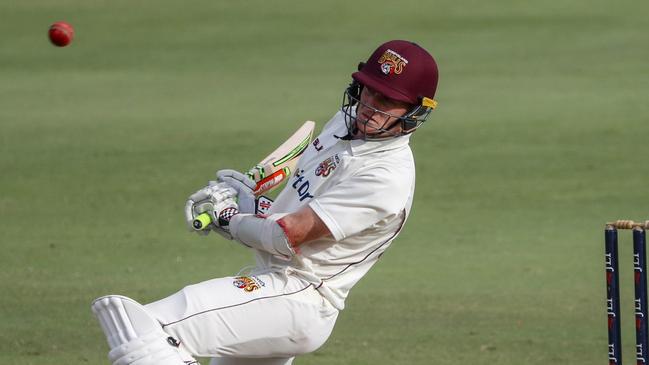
[92,39,439,365]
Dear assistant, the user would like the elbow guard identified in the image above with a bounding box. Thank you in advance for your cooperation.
[229,214,296,259]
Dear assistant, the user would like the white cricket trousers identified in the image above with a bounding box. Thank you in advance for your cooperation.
[145,269,338,365]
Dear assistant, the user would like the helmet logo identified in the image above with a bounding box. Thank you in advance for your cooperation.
[378,49,409,75]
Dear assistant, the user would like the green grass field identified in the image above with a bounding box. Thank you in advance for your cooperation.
[1,1,648,364]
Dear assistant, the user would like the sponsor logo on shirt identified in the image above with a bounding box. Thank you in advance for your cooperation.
[291,169,315,202]
[312,138,323,152]
[315,155,340,178]
[232,276,265,292]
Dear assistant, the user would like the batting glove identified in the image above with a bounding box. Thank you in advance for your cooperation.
[185,182,238,237]
[216,170,256,214]
[216,169,274,215]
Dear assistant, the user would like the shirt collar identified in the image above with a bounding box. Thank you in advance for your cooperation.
[349,133,411,156]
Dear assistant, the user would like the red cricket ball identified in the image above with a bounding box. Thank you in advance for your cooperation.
[48,21,74,47]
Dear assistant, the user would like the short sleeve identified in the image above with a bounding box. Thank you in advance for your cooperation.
[309,165,413,241]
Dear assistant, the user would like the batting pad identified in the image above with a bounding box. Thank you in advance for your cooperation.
[92,295,197,365]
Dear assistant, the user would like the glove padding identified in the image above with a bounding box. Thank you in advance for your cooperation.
[185,182,238,237]
[217,169,257,214]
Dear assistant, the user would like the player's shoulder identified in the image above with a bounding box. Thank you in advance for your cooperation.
[364,154,414,177]
[364,138,415,169]
[355,148,415,189]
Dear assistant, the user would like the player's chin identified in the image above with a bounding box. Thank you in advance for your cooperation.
[354,123,380,139]
[353,120,369,138]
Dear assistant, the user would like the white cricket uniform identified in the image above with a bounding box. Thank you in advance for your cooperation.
[145,110,416,365]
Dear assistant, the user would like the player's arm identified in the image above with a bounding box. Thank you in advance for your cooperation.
[276,205,332,247]
[186,170,331,257]
[226,206,331,259]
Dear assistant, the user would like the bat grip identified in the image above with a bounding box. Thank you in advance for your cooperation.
[192,213,212,231]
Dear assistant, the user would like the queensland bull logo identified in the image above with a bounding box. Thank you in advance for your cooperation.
[232,276,265,292]
[315,155,340,177]
[378,49,409,75]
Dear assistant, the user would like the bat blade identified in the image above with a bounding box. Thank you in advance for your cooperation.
[246,120,315,196]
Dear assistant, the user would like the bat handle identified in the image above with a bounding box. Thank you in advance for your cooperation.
[192,213,212,231]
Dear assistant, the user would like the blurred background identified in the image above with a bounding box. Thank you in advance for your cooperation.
[1,1,648,364]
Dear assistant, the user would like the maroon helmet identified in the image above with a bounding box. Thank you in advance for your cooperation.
[353,40,438,105]
[341,40,439,140]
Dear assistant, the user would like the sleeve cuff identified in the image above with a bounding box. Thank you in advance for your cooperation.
[309,200,345,241]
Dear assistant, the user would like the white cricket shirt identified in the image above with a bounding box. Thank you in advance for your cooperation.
[257,110,416,310]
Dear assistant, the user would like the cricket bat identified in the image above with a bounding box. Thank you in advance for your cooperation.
[192,120,315,230]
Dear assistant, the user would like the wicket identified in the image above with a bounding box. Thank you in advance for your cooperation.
[605,220,649,365]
